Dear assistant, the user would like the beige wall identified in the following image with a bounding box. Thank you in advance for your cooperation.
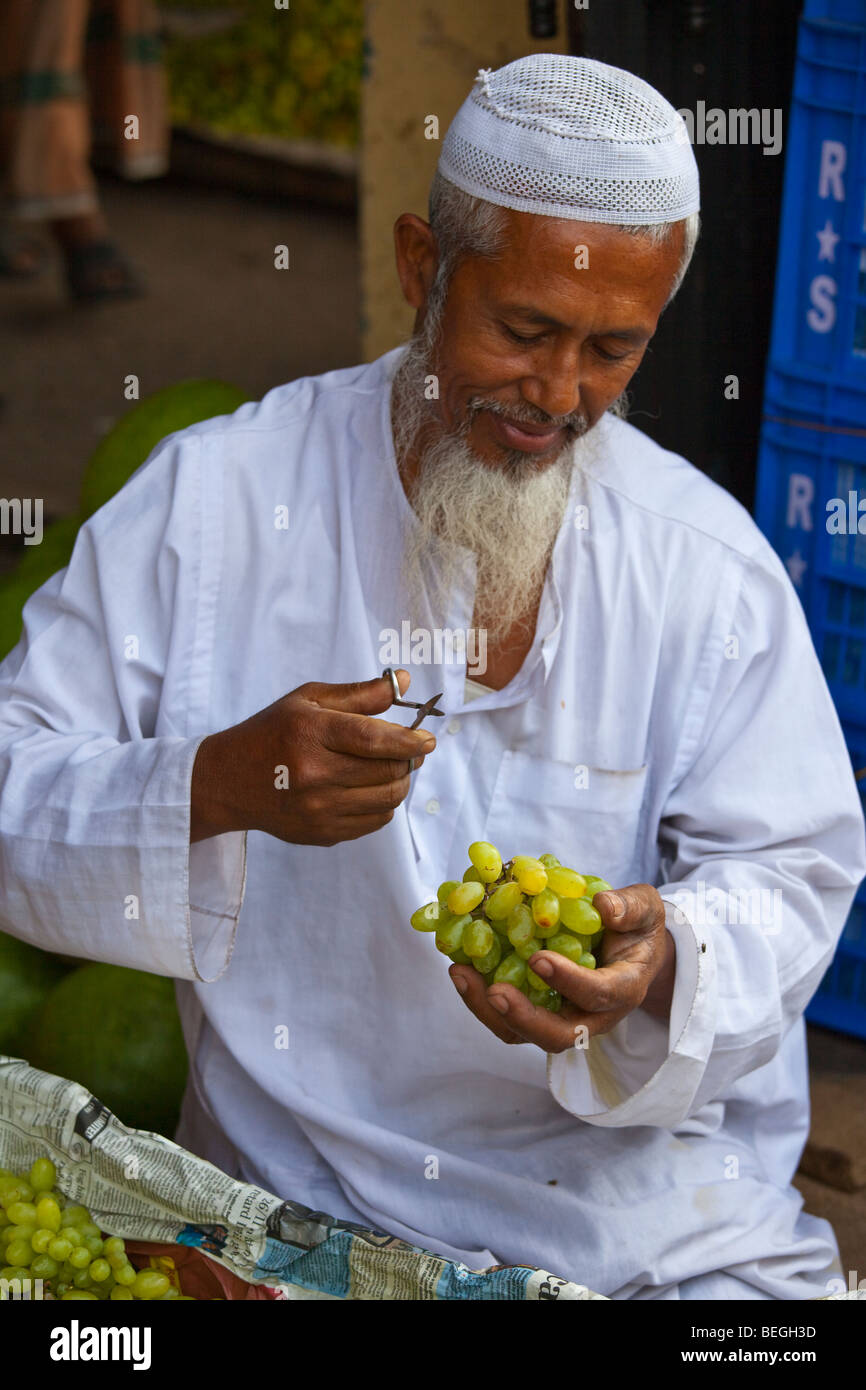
[360,0,569,362]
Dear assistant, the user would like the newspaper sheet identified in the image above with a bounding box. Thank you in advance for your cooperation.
[0,1055,606,1301]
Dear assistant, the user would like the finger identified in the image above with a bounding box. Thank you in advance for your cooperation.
[315,749,428,789]
[320,708,436,762]
[449,966,527,1045]
[299,671,411,717]
[528,949,648,1015]
[316,776,412,817]
[593,883,658,935]
[292,809,400,845]
[484,983,613,1053]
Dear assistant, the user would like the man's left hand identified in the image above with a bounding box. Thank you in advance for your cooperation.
[449,883,676,1054]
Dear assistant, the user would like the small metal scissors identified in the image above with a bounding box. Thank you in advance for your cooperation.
[381,667,444,771]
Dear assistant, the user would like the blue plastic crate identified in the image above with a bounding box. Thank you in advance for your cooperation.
[768,16,866,385]
[807,720,866,1037]
[755,404,866,724]
[804,0,866,23]
[765,357,866,424]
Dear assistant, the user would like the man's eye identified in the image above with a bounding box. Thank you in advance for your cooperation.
[593,343,631,363]
[504,325,545,345]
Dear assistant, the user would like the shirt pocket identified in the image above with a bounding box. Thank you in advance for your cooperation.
[483,749,650,889]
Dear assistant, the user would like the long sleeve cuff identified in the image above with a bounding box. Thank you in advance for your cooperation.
[178,735,248,982]
[546,899,715,1128]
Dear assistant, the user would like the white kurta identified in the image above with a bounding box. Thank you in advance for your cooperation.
[1,346,864,1300]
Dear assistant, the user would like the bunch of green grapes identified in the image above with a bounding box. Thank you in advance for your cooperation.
[410,843,612,1013]
[0,1158,190,1300]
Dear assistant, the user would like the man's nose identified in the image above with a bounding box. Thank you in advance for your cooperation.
[520,342,583,423]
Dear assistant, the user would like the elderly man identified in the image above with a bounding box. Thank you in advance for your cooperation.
[0,54,864,1301]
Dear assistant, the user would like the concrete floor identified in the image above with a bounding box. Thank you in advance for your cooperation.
[0,175,361,523]
[1,171,864,1289]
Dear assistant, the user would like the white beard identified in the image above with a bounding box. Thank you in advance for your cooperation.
[391,322,609,638]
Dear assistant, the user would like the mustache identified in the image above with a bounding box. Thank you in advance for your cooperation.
[465,395,589,437]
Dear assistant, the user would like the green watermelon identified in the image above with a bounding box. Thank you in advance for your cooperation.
[15,513,81,584]
[0,515,83,661]
[0,931,71,1055]
[21,963,189,1137]
[80,379,250,519]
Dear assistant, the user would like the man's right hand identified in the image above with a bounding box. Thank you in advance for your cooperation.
[190,670,436,845]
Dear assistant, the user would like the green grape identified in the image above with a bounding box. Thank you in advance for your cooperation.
[7,1200,37,1227]
[538,853,560,870]
[59,1205,90,1228]
[526,965,549,991]
[514,935,543,962]
[102,1235,125,1258]
[462,866,483,884]
[34,1196,62,1233]
[68,1244,91,1269]
[160,1286,181,1300]
[506,901,534,946]
[493,952,527,988]
[546,932,584,964]
[435,913,471,956]
[28,1158,56,1193]
[512,856,547,895]
[0,1266,31,1285]
[83,1235,104,1258]
[110,1286,134,1300]
[63,1290,98,1300]
[30,1254,59,1280]
[30,1228,54,1254]
[462,919,494,959]
[546,866,586,899]
[484,881,522,921]
[531,888,560,935]
[54,1280,71,1297]
[473,936,502,975]
[89,1258,111,1282]
[72,1267,93,1289]
[579,952,597,970]
[436,880,460,906]
[49,1235,74,1262]
[410,901,447,932]
[1,1183,32,1210]
[114,1261,137,1287]
[6,1223,35,1246]
[529,987,563,1012]
[64,1227,84,1248]
[0,1211,9,1230]
[78,1223,101,1241]
[133,1269,170,1300]
[468,840,503,883]
[583,876,613,899]
[449,947,471,965]
[559,897,603,933]
[446,881,485,915]
[6,1238,33,1266]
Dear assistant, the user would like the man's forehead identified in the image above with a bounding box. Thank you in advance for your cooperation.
[465,213,682,305]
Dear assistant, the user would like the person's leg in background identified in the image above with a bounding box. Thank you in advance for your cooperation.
[0,0,167,299]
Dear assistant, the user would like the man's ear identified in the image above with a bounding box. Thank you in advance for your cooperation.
[393,213,439,312]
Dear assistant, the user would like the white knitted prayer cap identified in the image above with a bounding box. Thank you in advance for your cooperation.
[438,53,699,225]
